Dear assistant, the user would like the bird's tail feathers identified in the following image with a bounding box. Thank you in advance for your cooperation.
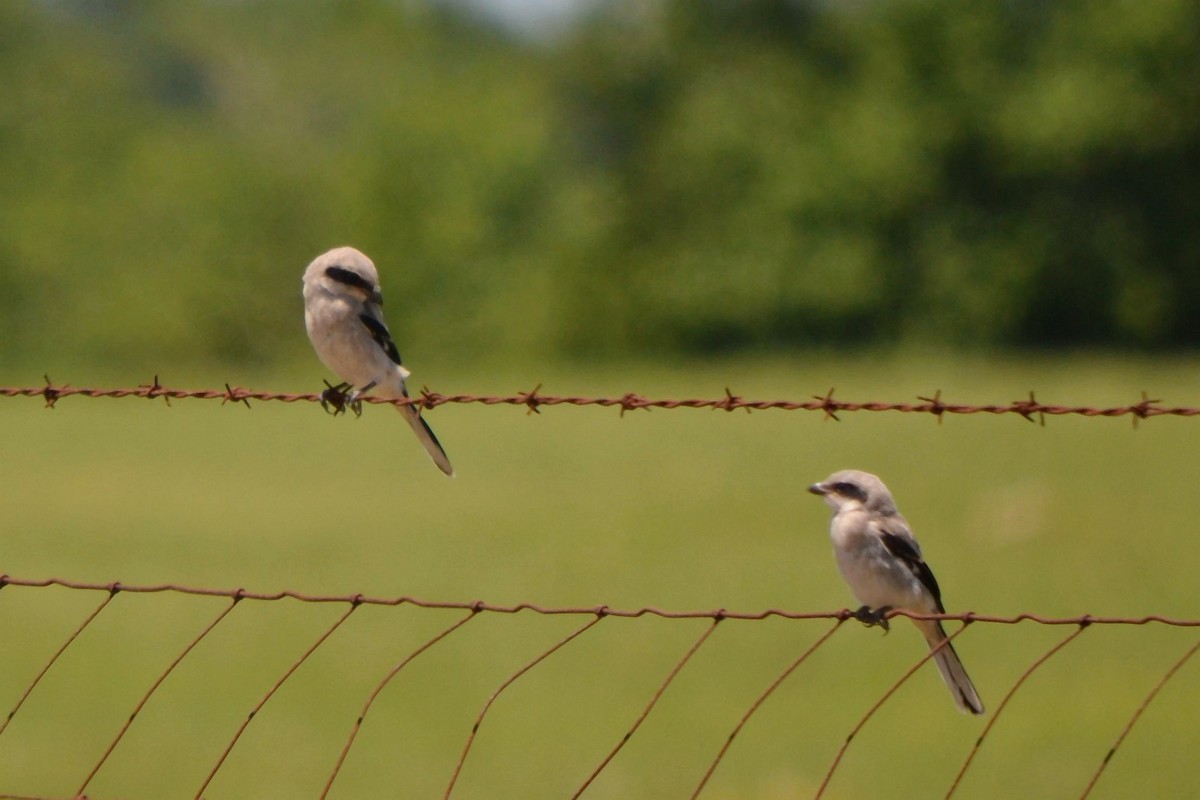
[396,403,454,477]
[919,620,984,715]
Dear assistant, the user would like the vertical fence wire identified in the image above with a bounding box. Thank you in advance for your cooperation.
[814,623,973,800]
[194,601,361,798]
[0,578,1198,799]
[444,614,605,799]
[944,624,1089,798]
[1077,636,1200,799]
[570,618,723,798]
[75,597,241,796]
[319,610,479,799]
[0,590,118,738]
[690,619,845,799]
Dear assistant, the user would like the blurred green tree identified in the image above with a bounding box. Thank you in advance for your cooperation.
[552,0,1200,353]
[1,0,1198,368]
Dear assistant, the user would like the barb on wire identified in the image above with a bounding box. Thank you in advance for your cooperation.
[919,389,947,425]
[140,374,171,406]
[815,387,841,421]
[718,387,750,414]
[1016,390,1046,426]
[222,382,252,409]
[517,383,544,415]
[39,375,61,408]
[4,381,1200,423]
[1130,390,1161,430]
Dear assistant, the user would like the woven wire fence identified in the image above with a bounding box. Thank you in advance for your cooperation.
[0,577,1197,800]
[2,381,1199,798]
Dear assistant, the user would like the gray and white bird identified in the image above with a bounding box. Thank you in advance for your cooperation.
[302,246,454,476]
[808,470,983,715]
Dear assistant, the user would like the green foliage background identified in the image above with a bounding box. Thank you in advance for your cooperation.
[3,2,1200,797]
[2,0,1199,368]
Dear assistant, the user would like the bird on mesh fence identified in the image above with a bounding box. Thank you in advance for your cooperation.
[810,469,984,715]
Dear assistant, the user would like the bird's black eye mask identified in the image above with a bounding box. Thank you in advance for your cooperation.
[831,482,868,503]
[325,266,376,296]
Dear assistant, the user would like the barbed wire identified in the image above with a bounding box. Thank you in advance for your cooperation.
[1,574,1198,800]
[1,378,1197,425]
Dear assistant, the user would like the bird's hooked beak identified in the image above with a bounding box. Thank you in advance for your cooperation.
[369,287,384,305]
[807,482,827,496]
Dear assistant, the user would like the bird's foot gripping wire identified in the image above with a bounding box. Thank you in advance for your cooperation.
[342,381,376,418]
[319,381,377,418]
[852,605,893,633]
[319,381,354,416]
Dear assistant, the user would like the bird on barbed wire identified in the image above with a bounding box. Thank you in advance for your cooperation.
[302,246,454,477]
[808,469,983,715]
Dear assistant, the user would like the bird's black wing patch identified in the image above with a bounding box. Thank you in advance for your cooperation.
[358,313,403,365]
[879,530,945,612]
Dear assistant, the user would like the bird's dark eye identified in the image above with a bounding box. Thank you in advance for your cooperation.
[832,482,868,503]
[325,266,376,295]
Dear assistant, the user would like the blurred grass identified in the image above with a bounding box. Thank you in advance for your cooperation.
[1,353,1199,798]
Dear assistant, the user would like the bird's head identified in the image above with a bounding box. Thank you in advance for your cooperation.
[303,246,384,305]
[807,469,897,515]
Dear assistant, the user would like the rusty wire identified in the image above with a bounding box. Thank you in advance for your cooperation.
[74,598,241,796]
[3,379,1197,797]
[571,618,722,798]
[2,575,1197,627]
[194,603,361,799]
[944,625,1089,798]
[813,625,975,799]
[1,379,1196,425]
[0,592,116,738]
[319,610,479,799]
[690,619,845,799]
[444,615,604,799]
[0,576,1197,800]
[1077,636,1200,799]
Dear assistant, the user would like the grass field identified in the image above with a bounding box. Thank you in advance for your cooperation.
[2,353,1199,798]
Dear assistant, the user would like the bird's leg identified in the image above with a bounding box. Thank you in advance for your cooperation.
[852,605,893,633]
[345,381,377,418]
[319,381,354,416]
